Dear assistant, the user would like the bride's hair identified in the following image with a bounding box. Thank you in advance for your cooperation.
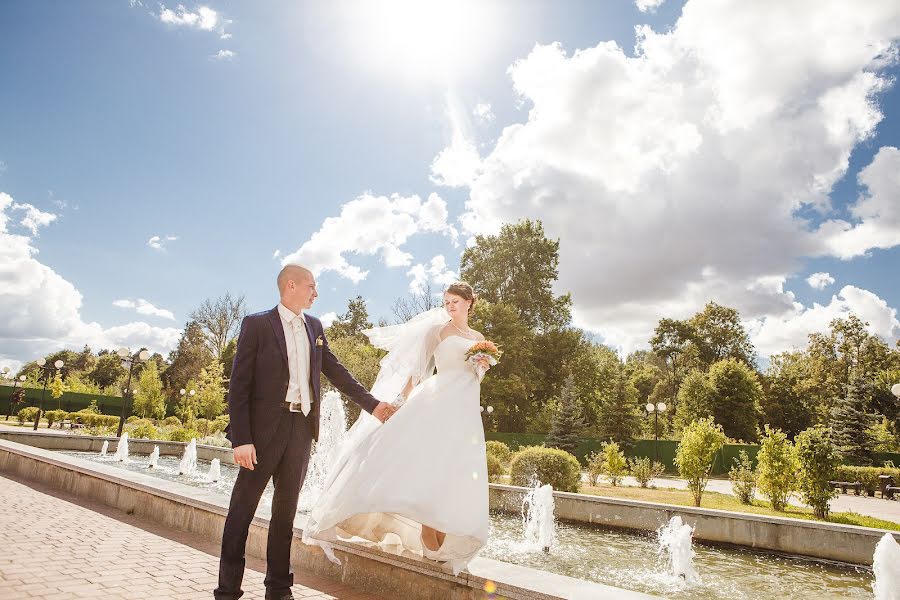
[445,281,478,315]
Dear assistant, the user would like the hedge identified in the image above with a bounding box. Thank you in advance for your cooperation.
[509,446,581,492]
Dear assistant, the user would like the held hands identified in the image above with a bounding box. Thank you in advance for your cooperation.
[372,401,397,423]
[233,443,257,471]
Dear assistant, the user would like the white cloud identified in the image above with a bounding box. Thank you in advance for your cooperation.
[0,193,181,363]
[272,249,281,260]
[281,192,457,283]
[430,133,482,188]
[113,298,176,321]
[457,0,900,355]
[320,312,338,329]
[473,102,495,125]
[212,49,236,61]
[407,255,459,294]
[818,146,900,259]
[806,272,835,290]
[636,0,667,13]
[748,285,900,357]
[147,234,178,251]
[10,202,56,235]
[158,4,219,30]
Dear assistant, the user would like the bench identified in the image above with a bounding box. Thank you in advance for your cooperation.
[879,475,900,500]
[829,480,864,495]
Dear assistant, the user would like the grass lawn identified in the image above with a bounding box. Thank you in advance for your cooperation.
[579,482,900,531]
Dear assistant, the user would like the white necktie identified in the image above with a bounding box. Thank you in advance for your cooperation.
[293,319,311,416]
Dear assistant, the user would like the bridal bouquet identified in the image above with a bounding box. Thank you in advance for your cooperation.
[465,340,502,380]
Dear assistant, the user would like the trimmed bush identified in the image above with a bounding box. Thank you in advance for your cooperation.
[71,412,118,428]
[729,450,756,505]
[44,409,68,428]
[630,456,665,488]
[166,427,201,443]
[126,420,159,440]
[486,440,512,465]
[833,465,900,495]
[510,446,581,492]
[486,453,505,483]
[795,426,839,519]
[126,415,141,424]
[162,416,182,428]
[17,406,39,424]
[757,426,797,512]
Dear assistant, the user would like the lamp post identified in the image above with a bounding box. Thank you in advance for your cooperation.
[34,358,64,430]
[892,383,900,400]
[116,348,150,438]
[179,388,196,424]
[645,401,668,463]
[4,372,26,421]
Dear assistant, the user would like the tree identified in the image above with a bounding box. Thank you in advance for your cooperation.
[546,375,583,454]
[49,372,66,401]
[650,318,696,408]
[64,372,102,395]
[688,302,756,369]
[324,336,385,423]
[176,379,199,425]
[327,296,373,342]
[708,358,762,442]
[391,284,440,323]
[164,321,214,397]
[190,292,247,359]
[795,426,839,519]
[831,375,876,464]
[673,369,714,433]
[596,369,642,445]
[756,426,796,512]
[133,361,166,420]
[89,352,126,389]
[460,219,571,331]
[674,417,726,506]
[599,441,628,486]
[197,360,227,420]
[761,351,815,438]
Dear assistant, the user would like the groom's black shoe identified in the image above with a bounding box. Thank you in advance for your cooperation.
[264,594,293,600]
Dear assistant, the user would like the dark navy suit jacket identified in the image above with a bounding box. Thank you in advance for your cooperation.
[225,306,379,447]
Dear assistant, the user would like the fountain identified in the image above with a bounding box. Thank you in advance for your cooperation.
[522,483,555,552]
[205,458,221,482]
[179,438,197,475]
[148,445,160,468]
[298,391,347,512]
[113,432,129,462]
[873,532,900,600]
[99,440,108,457]
[658,516,700,585]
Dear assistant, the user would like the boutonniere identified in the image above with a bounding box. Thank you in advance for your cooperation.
[315,336,324,347]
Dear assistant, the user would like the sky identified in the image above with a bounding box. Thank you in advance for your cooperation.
[1,0,899,373]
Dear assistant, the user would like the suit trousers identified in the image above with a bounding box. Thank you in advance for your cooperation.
[215,409,313,600]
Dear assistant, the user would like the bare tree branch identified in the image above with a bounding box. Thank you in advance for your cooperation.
[391,284,439,323]
[190,292,247,359]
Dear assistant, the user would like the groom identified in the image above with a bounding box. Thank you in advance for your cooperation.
[215,264,395,600]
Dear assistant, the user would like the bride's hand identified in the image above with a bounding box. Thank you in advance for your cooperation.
[474,356,491,372]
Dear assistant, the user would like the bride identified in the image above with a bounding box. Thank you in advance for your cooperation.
[302,281,492,575]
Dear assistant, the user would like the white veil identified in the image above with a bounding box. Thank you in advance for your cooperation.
[322,306,450,489]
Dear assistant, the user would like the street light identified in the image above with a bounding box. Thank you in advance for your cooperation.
[34,358,64,430]
[179,388,196,424]
[3,369,27,421]
[646,401,668,463]
[116,348,150,438]
[892,383,900,399]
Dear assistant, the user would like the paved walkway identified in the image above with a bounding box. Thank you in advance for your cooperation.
[0,473,381,600]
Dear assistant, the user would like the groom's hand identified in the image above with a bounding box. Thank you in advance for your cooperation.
[372,402,396,423]
[233,443,257,470]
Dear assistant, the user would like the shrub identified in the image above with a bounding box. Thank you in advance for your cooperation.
[675,417,727,507]
[210,414,230,434]
[599,441,628,486]
[729,450,756,505]
[44,409,68,428]
[486,440,512,465]
[486,453,505,483]
[83,400,100,414]
[162,416,182,428]
[126,415,141,424]
[82,425,116,436]
[195,418,210,436]
[127,421,160,440]
[510,446,581,492]
[17,406,39,424]
[586,451,604,486]
[166,427,201,443]
[198,431,231,448]
[756,425,797,512]
[833,465,900,495]
[795,426,839,519]
[73,412,118,428]
[630,456,665,488]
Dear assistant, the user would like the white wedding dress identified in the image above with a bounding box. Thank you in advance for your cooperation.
[302,308,489,575]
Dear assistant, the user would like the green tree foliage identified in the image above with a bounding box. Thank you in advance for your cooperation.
[708,358,762,442]
[794,426,839,519]
[164,321,214,398]
[49,372,66,400]
[756,426,796,512]
[133,360,166,420]
[760,351,815,438]
[546,374,582,453]
[673,369,714,433]
[327,296,373,342]
[688,302,756,369]
[674,417,726,506]
[598,441,628,486]
[596,368,642,445]
[728,450,756,505]
[831,375,876,464]
[324,335,385,423]
[89,351,126,389]
[650,318,696,408]
[509,446,581,492]
[176,380,199,425]
[460,219,572,331]
[197,359,227,420]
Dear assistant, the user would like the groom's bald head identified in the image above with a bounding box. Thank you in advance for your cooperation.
[278,265,317,312]
[277,264,313,293]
